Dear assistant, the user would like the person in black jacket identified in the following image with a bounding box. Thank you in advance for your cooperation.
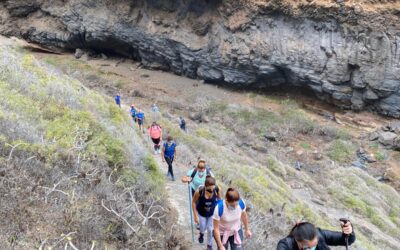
[276,221,355,250]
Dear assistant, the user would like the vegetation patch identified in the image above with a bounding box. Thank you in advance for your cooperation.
[327,139,355,163]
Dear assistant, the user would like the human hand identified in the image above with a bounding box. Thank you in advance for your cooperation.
[341,221,353,235]
[245,229,252,238]
[194,216,199,224]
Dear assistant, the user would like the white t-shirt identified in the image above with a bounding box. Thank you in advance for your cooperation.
[213,200,246,235]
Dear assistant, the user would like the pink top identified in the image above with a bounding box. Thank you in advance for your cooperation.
[213,200,246,246]
[148,125,162,138]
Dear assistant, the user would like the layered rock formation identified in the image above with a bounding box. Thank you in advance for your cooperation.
[1,0,399,116]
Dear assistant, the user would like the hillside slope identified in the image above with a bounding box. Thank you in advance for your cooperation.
[0,37,184,249]
[27,48,400,249]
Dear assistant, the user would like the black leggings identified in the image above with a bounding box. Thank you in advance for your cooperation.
[164,156,174,177]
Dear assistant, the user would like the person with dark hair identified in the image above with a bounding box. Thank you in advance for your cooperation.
[148,122,162,154]
[161,135,177,181]
[213,188,251,250]
[276,220,356,250]
[192,176,222,250]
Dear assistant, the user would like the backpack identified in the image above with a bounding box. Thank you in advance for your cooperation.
[181,118,186,126]
[216,199,245,217]
[190,165,212,179]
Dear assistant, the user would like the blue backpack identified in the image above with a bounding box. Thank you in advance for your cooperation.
[217,199,245,217]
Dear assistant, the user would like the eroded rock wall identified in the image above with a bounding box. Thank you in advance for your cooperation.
[1,0,399,116]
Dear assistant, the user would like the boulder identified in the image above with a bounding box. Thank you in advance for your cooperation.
[378,131,398,146]
[264,132,278,141]
[74,48,85,59]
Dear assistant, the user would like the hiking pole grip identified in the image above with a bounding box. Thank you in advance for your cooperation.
[339,218,350,250]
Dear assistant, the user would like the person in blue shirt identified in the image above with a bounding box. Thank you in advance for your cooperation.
[161,135,177,181]
[114,94,121,108]
[130,104,137,122]
[136,109,145,133]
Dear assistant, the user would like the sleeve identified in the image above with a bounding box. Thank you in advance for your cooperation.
[213,203,220,221]
[240,199,246,211]
[187,169,194,177]
[319,228,356,246]
[276,238,291,250]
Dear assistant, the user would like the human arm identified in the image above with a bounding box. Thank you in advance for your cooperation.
[241,211,252,238]
[192,190,200,224]
[319,222,356,246]
[213,219,225,250]
[173,147,177,161]
[161,145,165,162]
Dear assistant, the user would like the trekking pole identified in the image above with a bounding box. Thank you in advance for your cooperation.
[339,218,350,250]
[188,183,195,242]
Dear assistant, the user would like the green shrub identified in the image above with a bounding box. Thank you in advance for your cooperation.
[327,140,355,163]
[299,141,311,150]
[143,154,165,195]
[109,103,126,125]
[195,128,215,140]
[234,179,251,196]
[117,168,140,187]
[375,151,385,162]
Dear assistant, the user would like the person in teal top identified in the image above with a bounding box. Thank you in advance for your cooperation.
[186,159,214,196]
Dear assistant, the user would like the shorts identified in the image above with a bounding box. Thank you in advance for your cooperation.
[151,137,161,145]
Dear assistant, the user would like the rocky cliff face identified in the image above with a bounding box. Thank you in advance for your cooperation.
[1,0,400,117]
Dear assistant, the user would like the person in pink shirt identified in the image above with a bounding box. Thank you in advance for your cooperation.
[148,122,162,154]
[213,187,252,250]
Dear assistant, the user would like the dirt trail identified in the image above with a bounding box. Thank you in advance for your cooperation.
[120,103,203,250]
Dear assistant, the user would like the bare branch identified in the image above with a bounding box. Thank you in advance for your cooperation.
[6,142,25,163]
[101,199,138,233]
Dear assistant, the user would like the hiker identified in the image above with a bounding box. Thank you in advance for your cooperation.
[276,220,355,250]
[148,122,162,154]
[179,116,186,132]
[192,176,221,250]
[130,104,137,122]
[161,135,177,181]
[151,103,160,122]
[182,159,214,196]
[136,109,145,133]
[213,187,252,250]
[114,94,121,108]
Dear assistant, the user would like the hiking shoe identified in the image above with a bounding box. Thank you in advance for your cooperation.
[207,245,213,250]
[198,233,204,244]
[171,176,175,181]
